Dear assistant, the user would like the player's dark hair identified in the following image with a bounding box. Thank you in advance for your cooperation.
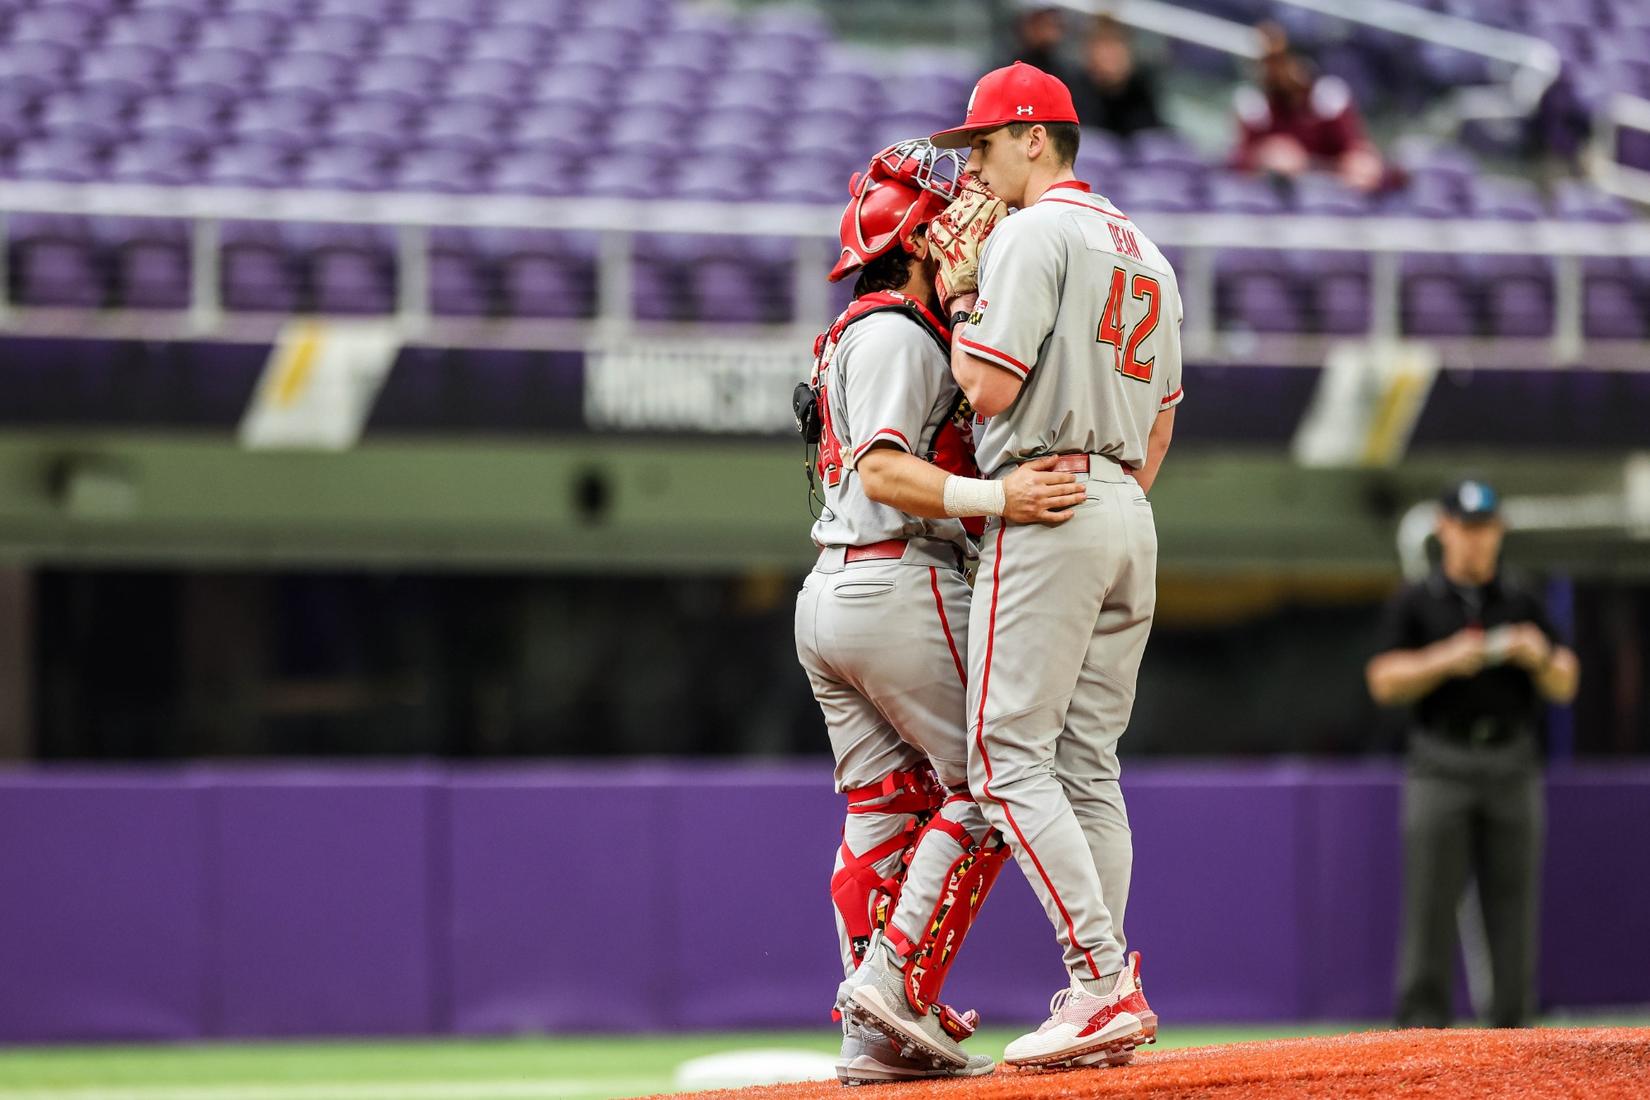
[852,246,914,297]
[1006,121,1081,167]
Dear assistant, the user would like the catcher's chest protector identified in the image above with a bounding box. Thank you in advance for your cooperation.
[808,291,981,497]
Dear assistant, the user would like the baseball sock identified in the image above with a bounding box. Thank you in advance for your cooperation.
[1078,970,1122,997]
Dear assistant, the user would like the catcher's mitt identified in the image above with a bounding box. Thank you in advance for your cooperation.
[927,176,1007,309]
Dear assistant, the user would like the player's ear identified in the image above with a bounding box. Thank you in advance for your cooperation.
[907,226,930,261]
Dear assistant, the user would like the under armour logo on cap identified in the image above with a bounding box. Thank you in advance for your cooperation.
[1016,105,1034,115]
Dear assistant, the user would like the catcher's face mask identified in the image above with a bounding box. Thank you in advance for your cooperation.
[828,139,967,282]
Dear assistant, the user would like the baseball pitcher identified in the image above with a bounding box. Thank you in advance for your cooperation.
[847,62,1182,1071]
[794,139,1084,1084]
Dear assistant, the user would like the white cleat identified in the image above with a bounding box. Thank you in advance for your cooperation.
[1003,965,1146,1069]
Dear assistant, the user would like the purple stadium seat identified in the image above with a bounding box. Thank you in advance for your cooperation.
[224,0,315,16]
[1583,279,1646,339]
[0,42,75,98]
[1129,130,1207,172]
[172,48,265,103]
[1208,173,1287,214]
[1290,175,1373,215]
[417,100,504,155]
[1404,274,1478,336]
[8,6,103,48]
[194,12,289,54]
[607,107,684,157]
[584,153,669,200]
[1073,128,1125,178]
[77,45,170,100]
[312,0,400,19]
[11,135,105,182]
[200,142,295,187]
[1314,272,1371,334]
[1467,177,1547,220]
[465,22,552,67]
[101,9,199,50]
[221,221,299,312]
[761,160,842,203]
[427,229,492,317]
[100,216,191,308]
[296,145,388,191]
[529,62,618,107]
[395,148,483,193]
[405,0,491,19]
[671,161,750,202]
[494,231,597,319]
[264,51,356,102]
[9,214,104,307]
[552,28,640,69]
[0,86,37,149]
[350,55,441,105]
[695,110,776,159]
[444,60,527,108]
[510,106,588,159]
[707,72,793,114]
[487,150,582,196]
[326,98,418,154]
[1487,278,1553,337]
[1225,272,1304,333]
[135,0,217,11]
[228,94,322,153]
[491,0,581,30]
[37,89,134,147]
[379,19,470,63]
[107,138,201,184]
[585,0,671,33]
[693,257,775,324]
[131,92,224,149]
[620,68,703,112]
[782,109,867,159]
[286,15,378,59]
[635,31,727,72]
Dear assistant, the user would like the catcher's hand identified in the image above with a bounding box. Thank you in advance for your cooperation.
[928,177,1007,310]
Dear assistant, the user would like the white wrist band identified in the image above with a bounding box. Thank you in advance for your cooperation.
[943,474,1006,518]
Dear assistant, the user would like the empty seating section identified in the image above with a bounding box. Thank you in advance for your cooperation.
[0,0,1645,335]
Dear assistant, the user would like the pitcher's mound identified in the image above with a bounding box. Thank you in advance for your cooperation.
[648,1027,1650,1099]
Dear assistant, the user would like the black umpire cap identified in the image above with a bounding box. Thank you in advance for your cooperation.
[1439,479,1501,522]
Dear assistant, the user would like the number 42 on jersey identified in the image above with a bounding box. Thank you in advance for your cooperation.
[1096,261,1161,385]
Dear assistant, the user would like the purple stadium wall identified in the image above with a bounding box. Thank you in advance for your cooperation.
[1,760,1647,1043]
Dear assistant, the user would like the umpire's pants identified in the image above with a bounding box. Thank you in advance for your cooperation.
[1396,731,1544,1029]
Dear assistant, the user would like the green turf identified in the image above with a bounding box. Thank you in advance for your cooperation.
[0,1017,1640,1100]
[0,1025,1359,1099]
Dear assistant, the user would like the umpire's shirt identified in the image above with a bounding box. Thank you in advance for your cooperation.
[1376,571,1558,748]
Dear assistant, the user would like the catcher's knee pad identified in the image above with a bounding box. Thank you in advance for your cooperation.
[829,767,945,967]
[884,793,1010,1021]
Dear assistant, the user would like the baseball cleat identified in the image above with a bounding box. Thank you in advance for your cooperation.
[1002,959,1148,1069]
[837,934,973,1070]
[836,1020,994,1085]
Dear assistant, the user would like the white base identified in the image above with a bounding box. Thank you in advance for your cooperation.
[672,1049,840,1090]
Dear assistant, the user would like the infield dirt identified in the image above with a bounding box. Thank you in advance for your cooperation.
[649,1027,1650,1099]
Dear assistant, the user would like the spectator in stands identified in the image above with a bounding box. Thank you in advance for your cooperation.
[1001,5,1074,87]
[1232,23,1387,192]
[1072,15,1165,139]
[1366,480,1579,1030]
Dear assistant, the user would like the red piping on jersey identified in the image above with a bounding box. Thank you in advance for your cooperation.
[957,336,1030,379]
[1160,387,1183,406]
[929,567,966,686]
[1044,180,1093,193]
[852,427,913,461]
[1039,196,1131,221]
[972,524,1104,981]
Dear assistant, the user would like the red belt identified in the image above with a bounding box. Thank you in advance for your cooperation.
[844,539,908,563]
[1049,454,1135,475]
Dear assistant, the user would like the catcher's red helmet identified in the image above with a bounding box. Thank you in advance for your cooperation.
[828,139,967,283]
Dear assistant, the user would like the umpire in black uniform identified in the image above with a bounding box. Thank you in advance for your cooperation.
[1366,480,1579,1028]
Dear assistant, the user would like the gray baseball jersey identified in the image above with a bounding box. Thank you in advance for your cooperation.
[957,181,1183,988]
[808,313,972,555]
[957,182,1184,479]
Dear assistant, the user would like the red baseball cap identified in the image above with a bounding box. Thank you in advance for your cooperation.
[931,61,1079,149]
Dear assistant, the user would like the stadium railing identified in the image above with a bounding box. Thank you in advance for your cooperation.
[2,180,1649,370]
